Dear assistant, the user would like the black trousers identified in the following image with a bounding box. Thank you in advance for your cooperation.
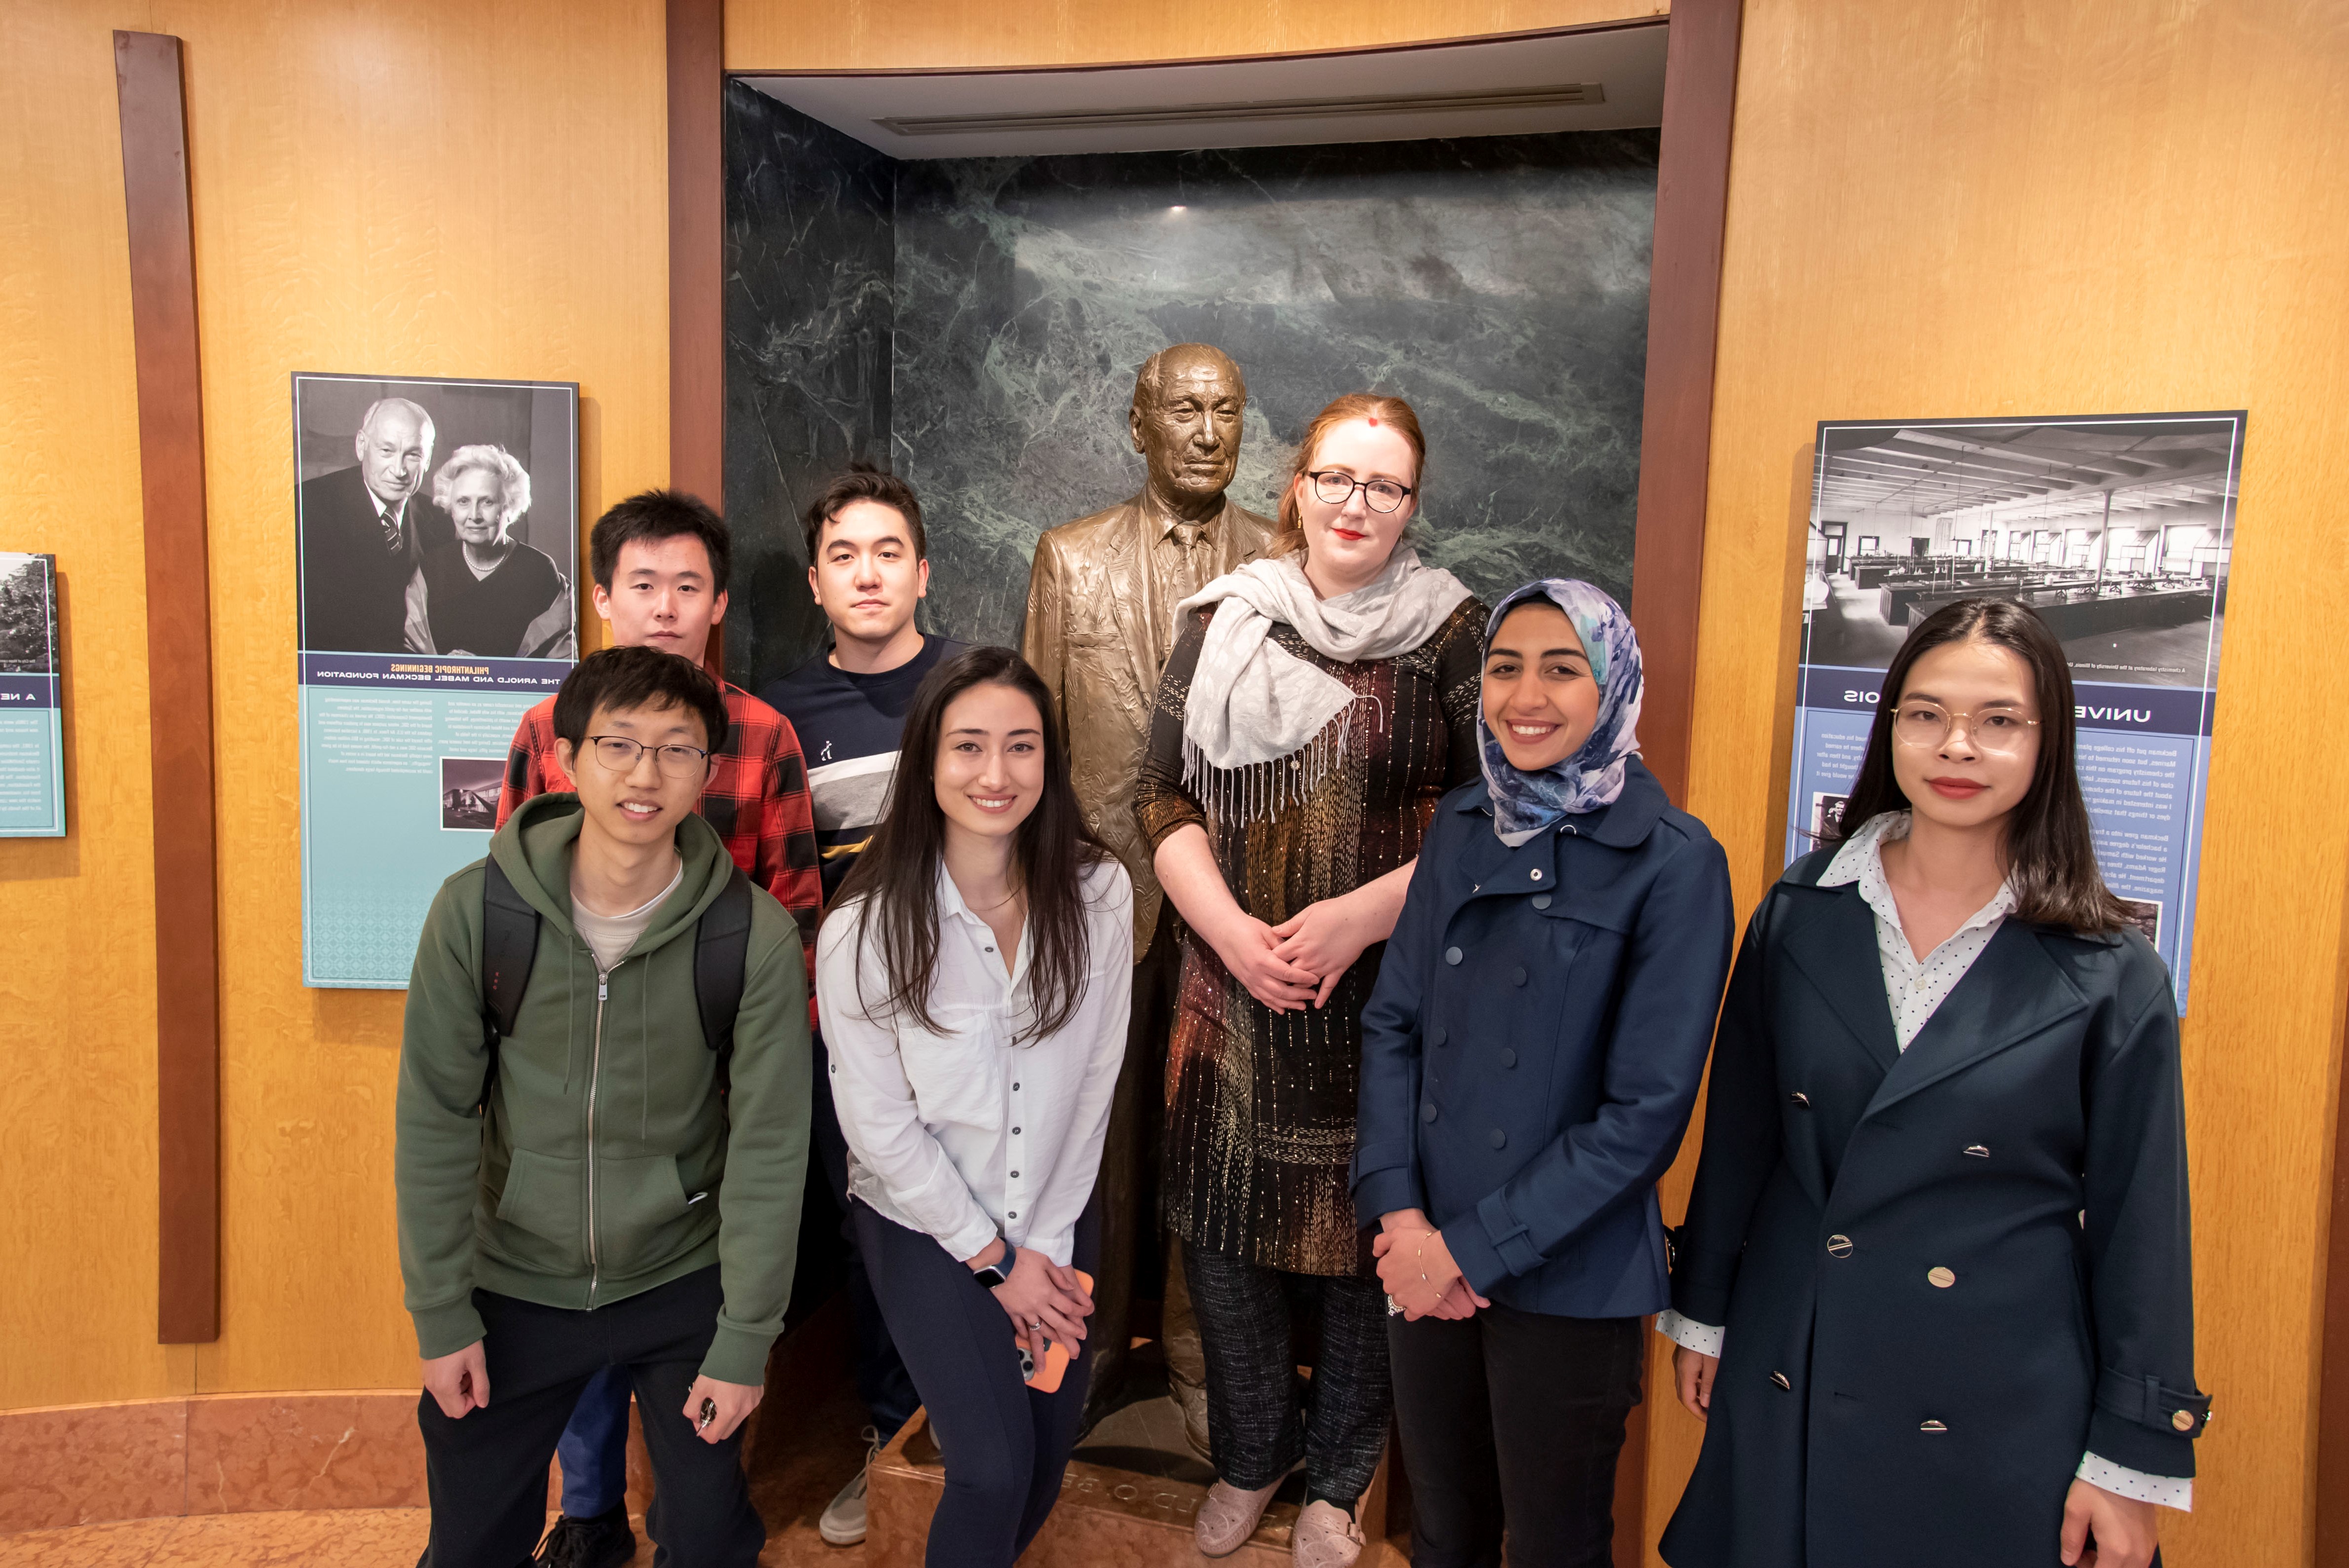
[414,1267,763,1568]
[854,1198,1099,1568]
[1183,1241,1392,1504]
[1387,1305,1642,1568]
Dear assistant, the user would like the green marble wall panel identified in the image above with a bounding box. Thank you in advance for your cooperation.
[891,133,1657,647]
[725,96,1655,673]
[723,84,895,695]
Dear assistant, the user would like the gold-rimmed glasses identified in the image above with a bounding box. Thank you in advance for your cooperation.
[1889,701,2041,754]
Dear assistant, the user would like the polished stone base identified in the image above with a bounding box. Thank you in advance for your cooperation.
[866,1403,1399,1567]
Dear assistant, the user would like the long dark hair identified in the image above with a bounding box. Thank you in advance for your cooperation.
[1832,597,2131,934]
[828,646,1113,1040]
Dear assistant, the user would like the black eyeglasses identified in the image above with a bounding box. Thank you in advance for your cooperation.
[586,735,712,778]
[1308,469,1415,514]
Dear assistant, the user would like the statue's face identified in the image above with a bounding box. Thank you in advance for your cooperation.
[1132,357,1244,504]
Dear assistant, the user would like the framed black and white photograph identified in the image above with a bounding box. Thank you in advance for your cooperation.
[293,374,579,659]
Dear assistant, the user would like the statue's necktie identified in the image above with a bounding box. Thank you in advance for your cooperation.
[1170,523,1207,594]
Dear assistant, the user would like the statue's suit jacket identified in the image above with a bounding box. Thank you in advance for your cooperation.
[1020,495,1273,962]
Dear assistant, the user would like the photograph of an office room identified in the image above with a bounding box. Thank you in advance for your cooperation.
[1800,415,2240,685]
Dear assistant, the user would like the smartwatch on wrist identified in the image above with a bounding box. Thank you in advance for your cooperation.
[970,1237,1010,1289]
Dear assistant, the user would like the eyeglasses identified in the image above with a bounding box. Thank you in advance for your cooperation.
[586,735,712,778]
[1308,469,1415,514]
[1890,702,2041,754]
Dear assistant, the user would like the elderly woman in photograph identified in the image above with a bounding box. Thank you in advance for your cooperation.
[403,444,575,659]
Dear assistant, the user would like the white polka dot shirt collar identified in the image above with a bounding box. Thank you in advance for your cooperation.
[1819,811,2018,1052]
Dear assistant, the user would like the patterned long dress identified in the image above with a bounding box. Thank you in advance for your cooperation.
[1134,597,1485,1276]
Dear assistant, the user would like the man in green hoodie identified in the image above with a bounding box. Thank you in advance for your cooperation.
[397,644,810,1568]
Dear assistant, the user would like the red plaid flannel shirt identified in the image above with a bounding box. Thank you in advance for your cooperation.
[495,682,823,1020]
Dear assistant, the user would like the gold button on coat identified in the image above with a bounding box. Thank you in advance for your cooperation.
[1920,1419,1949,1433]
[1770,1371,1791,1390]
[1928,1267,1956,1288]
[1826,1233,1854,1258]
[2172,1409,2196,1432]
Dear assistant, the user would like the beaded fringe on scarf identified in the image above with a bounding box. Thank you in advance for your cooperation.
[1181,698,1382,827]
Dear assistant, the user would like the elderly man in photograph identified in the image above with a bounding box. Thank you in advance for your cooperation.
[298,395,454,652]
[1019,342,1275,1440]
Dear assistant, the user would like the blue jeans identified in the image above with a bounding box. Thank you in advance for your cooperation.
[553,1034,919,1517]
[555,1365,634,1518]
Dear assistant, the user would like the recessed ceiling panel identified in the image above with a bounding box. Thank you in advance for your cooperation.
[742,24,1668,159]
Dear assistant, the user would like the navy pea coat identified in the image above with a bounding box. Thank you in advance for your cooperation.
[1351,759,1734,1315]
[1659,848,2209,1568]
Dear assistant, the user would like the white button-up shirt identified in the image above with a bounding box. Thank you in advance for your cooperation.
[1657,813,2190,1509]
[816,858,1132,1268]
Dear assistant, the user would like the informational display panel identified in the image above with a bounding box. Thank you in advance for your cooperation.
[0,553,64,838]
[1785,412,2244,1012]
[294,373,579,987]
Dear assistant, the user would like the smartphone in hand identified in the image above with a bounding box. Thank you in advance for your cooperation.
[1016,1269,1093,1393]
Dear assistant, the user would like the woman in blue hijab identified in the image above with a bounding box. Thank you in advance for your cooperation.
[1352,580,1735,1567]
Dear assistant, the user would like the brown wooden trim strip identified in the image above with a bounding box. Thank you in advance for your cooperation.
[114,30,221,1345]
[1627,0,1742,812]
[669,0,727,676]
[1617,2,1742,1560]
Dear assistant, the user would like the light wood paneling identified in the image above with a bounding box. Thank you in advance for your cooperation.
[0,0,184,1412]
[726,0,1663,72]
[161,0,671,1394]
[1657,2,2349,1563]
[0,0,671,1407]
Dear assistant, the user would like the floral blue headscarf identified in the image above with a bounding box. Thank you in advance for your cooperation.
[1477,578,1644,845]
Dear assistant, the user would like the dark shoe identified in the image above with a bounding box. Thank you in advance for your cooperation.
[531,1505,636,1568]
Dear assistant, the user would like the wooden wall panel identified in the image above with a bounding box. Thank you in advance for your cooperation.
[0,0,672,1407]
[1661,2,2349,1563]
[163,0,671,1394]
[0,0,190,1412]
[726,0,1663,71]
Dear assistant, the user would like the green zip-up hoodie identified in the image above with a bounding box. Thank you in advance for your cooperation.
[395,792,810,1386]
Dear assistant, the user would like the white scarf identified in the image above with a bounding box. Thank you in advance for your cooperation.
[1176,548,1473,823]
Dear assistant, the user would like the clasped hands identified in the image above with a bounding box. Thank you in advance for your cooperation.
[1211,890,1379,1012]
[1374,1208,1491,1321]
[969,1237,1095,1365]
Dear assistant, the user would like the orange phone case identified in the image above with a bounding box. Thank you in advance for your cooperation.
[1018,1269,1093,1393]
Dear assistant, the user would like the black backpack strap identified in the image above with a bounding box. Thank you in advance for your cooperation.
[695,864,755,1095]
[478,855,542,1112]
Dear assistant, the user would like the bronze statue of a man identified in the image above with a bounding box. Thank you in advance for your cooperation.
[1021,343,1274,1435]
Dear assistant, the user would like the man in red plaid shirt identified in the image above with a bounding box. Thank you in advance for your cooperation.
[495,488,821,1568]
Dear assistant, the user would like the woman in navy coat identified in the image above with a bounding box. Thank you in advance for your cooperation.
[1659,598,2208,1568]
[1353,580,1734,1567]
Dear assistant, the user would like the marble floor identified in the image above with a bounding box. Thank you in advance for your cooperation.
[0,1378,882,1568]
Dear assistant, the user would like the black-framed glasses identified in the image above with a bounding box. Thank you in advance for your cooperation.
[586,734,712,778]
[1308,469,1415,514]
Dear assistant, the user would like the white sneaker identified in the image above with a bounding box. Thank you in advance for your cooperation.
[818,1425,882,1546]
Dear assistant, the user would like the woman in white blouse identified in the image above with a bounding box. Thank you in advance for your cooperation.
[1657,599,2206,1568]
[816,645,1133,1568]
